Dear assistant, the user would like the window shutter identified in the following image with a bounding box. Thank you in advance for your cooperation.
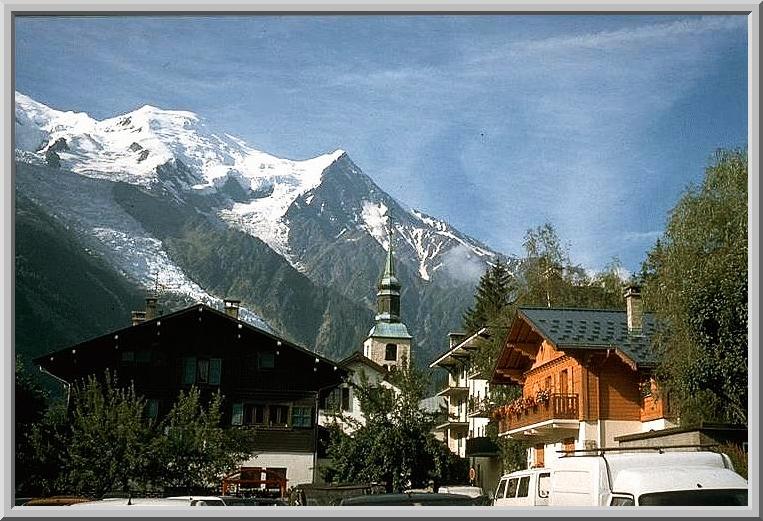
[232,402,243,426]
[209,358,222,385]
[182,357,197,385]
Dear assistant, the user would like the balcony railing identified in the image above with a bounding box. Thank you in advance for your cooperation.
[467,396,492,417]
[497,393,579,433]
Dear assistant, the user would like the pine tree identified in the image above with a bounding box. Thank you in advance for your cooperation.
[462,258,516,333]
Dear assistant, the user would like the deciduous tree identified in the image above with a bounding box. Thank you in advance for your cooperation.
[641,149,747,425]
[325,367,465,492]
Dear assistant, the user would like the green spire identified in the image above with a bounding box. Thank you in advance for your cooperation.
[376,218,401,322]
[382,220,397,283]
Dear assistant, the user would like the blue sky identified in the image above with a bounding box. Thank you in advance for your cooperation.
[14,15,748,273]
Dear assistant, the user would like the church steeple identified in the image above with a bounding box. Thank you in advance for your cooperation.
[363,217,412,370]
[376,221,401,323]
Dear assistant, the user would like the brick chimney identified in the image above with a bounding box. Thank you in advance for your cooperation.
[131,310,147,326]
[624,285,643,334]
[145,297,158,321]
[224,299,241,319]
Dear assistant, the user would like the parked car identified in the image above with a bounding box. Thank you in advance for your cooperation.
[289,483,384,506]
[165,495,228,506]
[339,492,490,506]
[436,485,485,498]
[549,450,747,506]
[493,468,551,506]
[19,496,91,506]
[219,496,287,506]
[68,497,193,507]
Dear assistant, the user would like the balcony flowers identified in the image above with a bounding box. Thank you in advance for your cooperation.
[535,388,550,405]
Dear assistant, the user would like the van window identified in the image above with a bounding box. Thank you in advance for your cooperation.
[495,479,508,499]
[506,478,519,498]
[610,495,635,506]
[517,476,530,498]
[638,489,747,506]
[538,472,550,498]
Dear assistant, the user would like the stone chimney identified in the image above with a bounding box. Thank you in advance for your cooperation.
[131,310,146,326]
[624,285,643,334]
[448,332,466,348]
[145,297,158,321]
[224,299,241,320]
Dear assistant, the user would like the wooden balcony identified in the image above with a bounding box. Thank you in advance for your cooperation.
[498,394,579,435]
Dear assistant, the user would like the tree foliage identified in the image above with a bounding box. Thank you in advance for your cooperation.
[325,366,466,492]
[64,373,155,497]
[15,357,55,496]
[154,388,252,493]
[16,373,252,497]
[640,149,748,425]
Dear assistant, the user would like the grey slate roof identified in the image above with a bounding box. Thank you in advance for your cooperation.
[519,307,657,367]
[368,322,412,339]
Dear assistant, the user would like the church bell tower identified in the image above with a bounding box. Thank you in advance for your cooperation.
[363,221,412,370]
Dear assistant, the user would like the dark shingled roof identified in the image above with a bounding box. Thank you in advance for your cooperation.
[518,307,657,367]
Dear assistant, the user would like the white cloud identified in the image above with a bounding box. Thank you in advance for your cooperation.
[441,244,486,283]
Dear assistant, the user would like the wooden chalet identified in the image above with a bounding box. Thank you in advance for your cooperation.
[34,298,348,489]
[491,286,674,468]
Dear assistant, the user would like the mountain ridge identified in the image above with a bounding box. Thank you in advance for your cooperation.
[14,92,516,365]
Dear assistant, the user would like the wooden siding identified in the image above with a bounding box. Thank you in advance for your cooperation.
[640,380,669,421]
[597,355,641,421]
[523,342,587,420]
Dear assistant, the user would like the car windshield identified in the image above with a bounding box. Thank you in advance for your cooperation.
[638,489,748,506]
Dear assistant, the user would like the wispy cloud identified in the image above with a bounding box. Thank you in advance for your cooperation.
[510,15,745,53]
[15,15,746,272]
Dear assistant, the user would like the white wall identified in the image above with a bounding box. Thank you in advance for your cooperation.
[240,452,315,487]
[641,418,678,432]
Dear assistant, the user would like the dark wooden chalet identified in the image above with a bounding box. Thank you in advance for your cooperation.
[34,298,348,465]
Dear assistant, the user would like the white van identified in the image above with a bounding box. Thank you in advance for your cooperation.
[550,450,747,506]
[493,468,551,506]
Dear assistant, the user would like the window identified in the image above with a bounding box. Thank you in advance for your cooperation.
[244,404,265,425]
[121,351,135,362]
[323,388,340,412]
[495,479,508,500]
[136,350,151,363]
[197,359,210,383]
[506,478,519,498]
[181,357,222,385]
[292,406,313,428]
[341,387,351,412]
[209,358,222,385]
[269,405,289,426]
[638,489,747,506]
[258,352,275,369]
[563,437,575,453]
[385,344,397,361]
[146,399,159,420]
[538,472,551,498]
[517,476,530,498]
[560,369,569,394]
[232,402,243,425]
[182,357,197,385]
[610,495,635,506]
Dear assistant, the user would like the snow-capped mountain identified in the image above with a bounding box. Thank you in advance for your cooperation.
[14,92,514,364]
